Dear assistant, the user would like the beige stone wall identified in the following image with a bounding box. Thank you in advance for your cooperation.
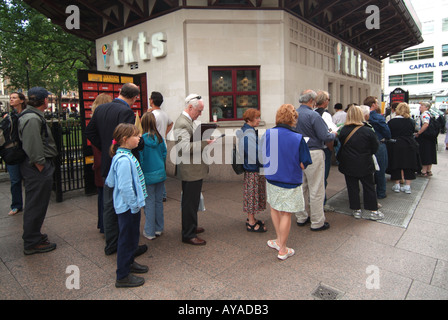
[96,8,382,181]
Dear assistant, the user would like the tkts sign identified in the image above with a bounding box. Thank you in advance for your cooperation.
[101,31,167,69]
[334,42,368,80]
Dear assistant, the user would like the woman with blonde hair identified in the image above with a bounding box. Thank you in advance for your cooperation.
[387,102,420,194]
[337,106,383,220]
[262,104,311,260]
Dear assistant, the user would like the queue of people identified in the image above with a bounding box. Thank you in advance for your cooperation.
[2,84,443,288]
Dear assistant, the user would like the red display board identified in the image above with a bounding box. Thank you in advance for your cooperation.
[78,70,148,194]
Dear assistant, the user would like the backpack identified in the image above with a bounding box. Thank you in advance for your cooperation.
[231,144,244,175]
[0,109,48,165]
[421,115,440,140]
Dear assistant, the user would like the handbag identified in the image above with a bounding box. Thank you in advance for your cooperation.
[343,126,362,145]
[180,192,206,211]
[231,144,244,175]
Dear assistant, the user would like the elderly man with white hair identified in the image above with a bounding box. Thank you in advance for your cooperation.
[173,94,214,245]
[294,89,337,231]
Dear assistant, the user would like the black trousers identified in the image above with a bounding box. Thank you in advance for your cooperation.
[103,184,119,255]
[181,179,203,240]
[20,159,54,250]
[344,174,378,211]
[116,210,140,280]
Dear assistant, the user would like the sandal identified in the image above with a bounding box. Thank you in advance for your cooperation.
[8,208,20,216]
[277,248,295,260]
[418,172,428,177]
[427,171,433,176]
[246,220,267,232]
[267,239,280,251]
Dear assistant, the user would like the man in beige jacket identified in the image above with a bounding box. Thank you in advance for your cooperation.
[173,94,213,245]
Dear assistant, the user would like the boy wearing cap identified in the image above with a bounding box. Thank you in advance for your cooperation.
[18,87,58,255]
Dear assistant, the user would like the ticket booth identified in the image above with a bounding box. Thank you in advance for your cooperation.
[78,70,147,194]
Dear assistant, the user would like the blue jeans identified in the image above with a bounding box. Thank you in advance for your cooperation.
[7,164,23,210]
[374,143,388,199]
[143,182,164,237]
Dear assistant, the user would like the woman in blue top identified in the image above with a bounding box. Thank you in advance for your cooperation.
[262,104,311,260]
[236,108,267,232]
[106,123,148,288]
[139,112,167,240]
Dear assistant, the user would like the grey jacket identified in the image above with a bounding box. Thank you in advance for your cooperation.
[173,113,209,181]
[18,106,58,165]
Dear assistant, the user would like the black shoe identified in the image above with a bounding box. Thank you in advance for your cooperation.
[297,217,310,227]
[115,274,145,288]
[310,222,330,232]
[24,241,57,255]
[133,244,148,257]
[130,261,149,274]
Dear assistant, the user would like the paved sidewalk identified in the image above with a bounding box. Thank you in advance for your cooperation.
[0,139,448,301]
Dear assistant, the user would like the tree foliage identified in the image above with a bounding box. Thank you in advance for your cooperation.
[0,0,96,103]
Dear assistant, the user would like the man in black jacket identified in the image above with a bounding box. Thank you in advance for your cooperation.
[85,83,146,258]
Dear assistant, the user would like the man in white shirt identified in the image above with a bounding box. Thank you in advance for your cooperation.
[332,103,347,126]
[149,91,173,201]
[149,91,173,139]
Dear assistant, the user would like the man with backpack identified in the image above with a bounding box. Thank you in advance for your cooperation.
[18,87,58,255]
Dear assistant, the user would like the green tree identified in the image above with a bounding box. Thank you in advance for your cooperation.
[0,0,96,109]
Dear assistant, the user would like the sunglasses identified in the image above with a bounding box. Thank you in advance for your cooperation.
[187,95,201,103]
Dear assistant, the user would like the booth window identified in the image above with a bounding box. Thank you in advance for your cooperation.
[208,66,260,121]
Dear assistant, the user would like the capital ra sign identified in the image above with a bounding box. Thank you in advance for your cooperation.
[335,42,368,80]
[102,31,167,68]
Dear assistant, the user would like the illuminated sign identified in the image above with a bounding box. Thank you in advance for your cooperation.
[103,31,167,68]
[334,42,368,80]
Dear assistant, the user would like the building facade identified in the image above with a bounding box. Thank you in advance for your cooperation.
[383,0,448,111]
[95,8,382,127]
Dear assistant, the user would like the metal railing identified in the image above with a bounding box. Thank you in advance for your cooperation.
[0,118,85,202]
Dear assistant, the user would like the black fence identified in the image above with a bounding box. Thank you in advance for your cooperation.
[0,119,86,202]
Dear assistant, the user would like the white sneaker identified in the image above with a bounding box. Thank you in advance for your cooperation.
[352,209,362,219]
[401,185,411,194]
[367,210,384,221]
[392,184,401,193]
[142,230,156,240]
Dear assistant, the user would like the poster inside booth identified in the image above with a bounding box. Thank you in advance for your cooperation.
[78,70,147,194]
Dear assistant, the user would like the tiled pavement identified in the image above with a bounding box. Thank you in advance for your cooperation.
[1,138,448,301]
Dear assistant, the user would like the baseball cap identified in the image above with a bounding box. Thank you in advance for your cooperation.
[28,87,49,100]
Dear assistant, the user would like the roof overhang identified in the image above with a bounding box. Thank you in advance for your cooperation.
[23,0,423,61]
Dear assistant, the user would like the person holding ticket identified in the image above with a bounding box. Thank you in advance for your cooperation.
[173,94,214,246]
